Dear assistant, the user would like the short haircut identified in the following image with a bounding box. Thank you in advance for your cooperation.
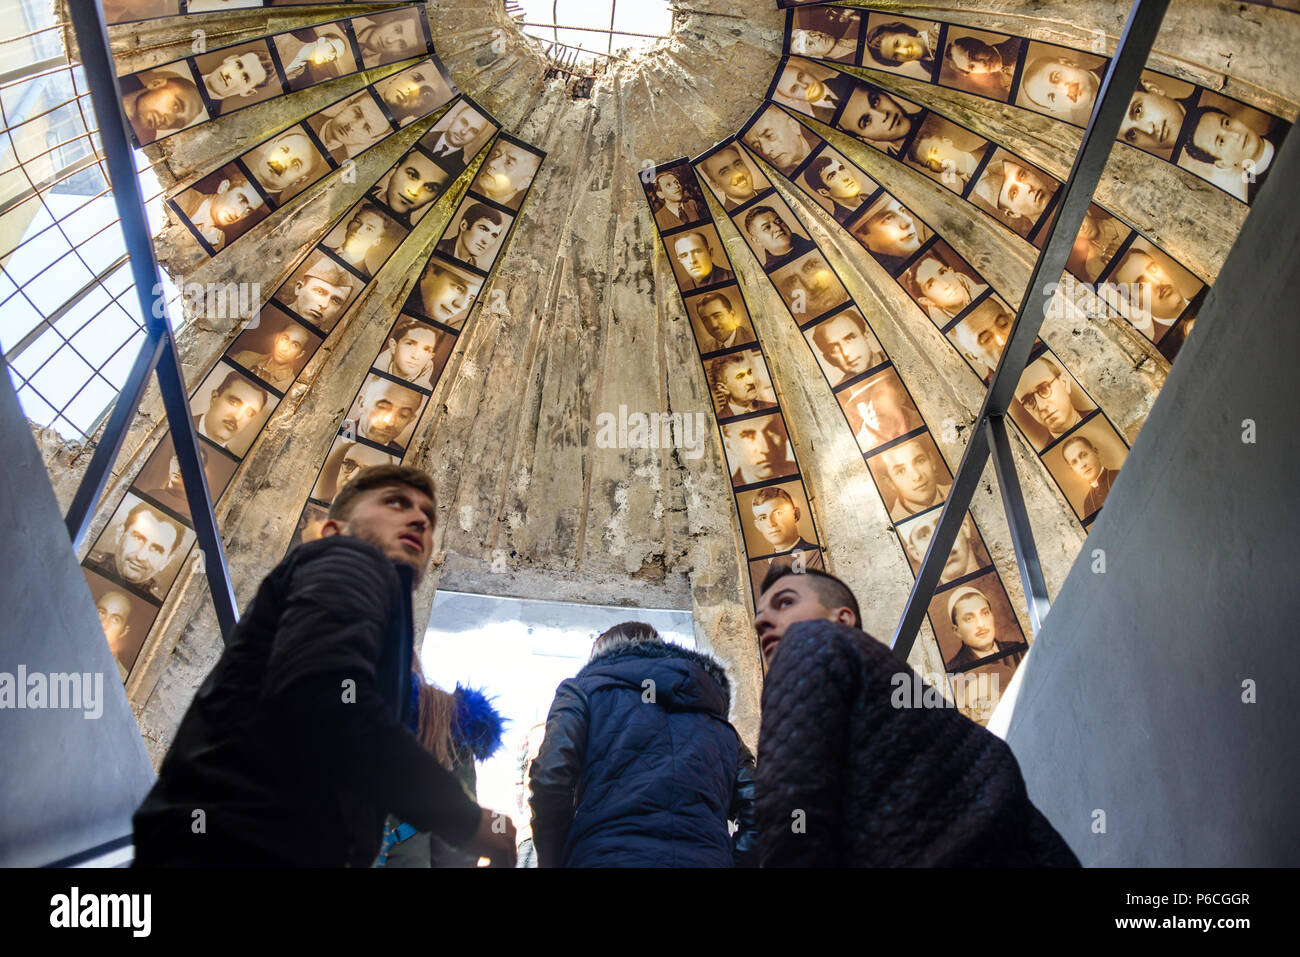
[122,501,183,548]
[674,231,708,251]
[695,291,735,315]
[1181,106,1229,165]
[708,352,751,385]
[390,316,435,344]
[744,205,778,234]
[215,370,268,408]
[329,464,436,521]
[759,565,861,629]
[1061,434,1098,459]
[591,621,661,659]
[811,310,867,350]
[807,155,837,188]
[460,202,503,229]
[751,486,794,509]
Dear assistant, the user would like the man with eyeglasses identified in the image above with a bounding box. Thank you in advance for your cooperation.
[1014,356,1082,441]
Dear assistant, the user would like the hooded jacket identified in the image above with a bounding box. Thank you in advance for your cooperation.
[132,536,482,867]
[529,640,757,868]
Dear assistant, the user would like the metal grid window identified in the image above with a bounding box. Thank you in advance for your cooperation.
[1,1,183,442]
[507,0,673,74]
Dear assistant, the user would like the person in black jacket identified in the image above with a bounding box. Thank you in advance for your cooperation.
[132,465,516,867]
[529,622,757,867]
[753,566,1079,867]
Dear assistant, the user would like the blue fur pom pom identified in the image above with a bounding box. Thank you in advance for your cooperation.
[452,684,507,761]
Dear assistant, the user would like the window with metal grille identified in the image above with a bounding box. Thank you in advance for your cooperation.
[506,0,674,76]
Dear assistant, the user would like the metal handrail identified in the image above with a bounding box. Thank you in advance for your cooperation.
[61,1,239,639]
[890,0,1172,659]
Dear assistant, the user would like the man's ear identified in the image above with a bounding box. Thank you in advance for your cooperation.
[143,74,169,90]
[831,607,856,628]
[319,518,345,539]
[816,186,832,200]
[216,179,232,195]
[793,506,802,522]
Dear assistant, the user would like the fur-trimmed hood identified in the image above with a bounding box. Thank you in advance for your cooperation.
[577,640,731,716]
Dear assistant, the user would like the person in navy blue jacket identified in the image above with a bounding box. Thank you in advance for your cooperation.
[528,622,757,867]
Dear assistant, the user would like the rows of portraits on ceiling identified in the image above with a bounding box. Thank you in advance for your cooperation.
[83,2,545,688]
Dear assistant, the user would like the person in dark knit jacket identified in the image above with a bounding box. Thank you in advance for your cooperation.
[529,622,757,867]
[753,566,1079,867]
[132,465,516,867]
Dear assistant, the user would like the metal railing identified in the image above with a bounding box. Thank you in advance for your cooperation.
[61,1,238,639]
[891,0,1171,659]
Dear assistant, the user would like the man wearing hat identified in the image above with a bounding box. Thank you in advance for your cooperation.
[280,255,357,331]
[945,585,1027,673]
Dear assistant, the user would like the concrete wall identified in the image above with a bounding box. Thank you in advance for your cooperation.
[1003,123,1300,867]
[0,357,155,866]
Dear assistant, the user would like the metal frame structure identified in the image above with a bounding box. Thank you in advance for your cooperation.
[61,1,239,639]
[891,0,1172,659]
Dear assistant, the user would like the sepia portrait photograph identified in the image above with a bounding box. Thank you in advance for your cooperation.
[969,147,1060,240]
[644,163,707,231]
[343,373,429,454]
[323,200,406,280]
[1009,350,1099,452]
[721,412,799,488]
[770,250,849,320]
[737,479,820,559]
[192,40,284,116]
[134,431,239,523]
[927,571,1028,675]
[309,90,393,163]
[861,13,940,81]
[790,5,862,64]
[471,139,543,210]
[667,225,736,292]
[1042,415,1130,522]
[947,654,1021,726]
[733,194,815,268]
[121,62,208,146]
[373,314,455,391]
[101,0,181,25]
[406,255,483,328]
[946,295,1015,384]
[188,361,278,458]
[696,143,772,211]
[84,492,197,604]
[83,566,160,683]
[938,26,1022,102]
[706,346,779,420]
[685,286,758,355]
[369,146,449,227]
[1112,69,1198,161]
[352,9,430,70]
[420,100,496,172]
[437,195,515,273]
[1067,203,1133,283]
[851,192,933,274]
[805,307,885,386]
[903,114,991,194]
[800,144,877,222]
[290,502,331,549]
[742,104,820,175]
[747,546,826,605]
[1098,236,1202,343]
[771,57,855,124]
[273,21,357,92]
[171,163,270,255]
[376,59,456,126]
[1013,40,1107,127]
[273,252,361,331]
[227,305,322,392]
[837,367,925,455]
[900,239,989,326]
[1174,88,1289,204]
[867,431,953,521]
[836,81,923,156]
[895,508,992,584]
[245,124,330,204]
[312,437,398,505]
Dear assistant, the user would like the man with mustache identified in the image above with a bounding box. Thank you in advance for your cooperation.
[88,501,185,602]
[133,465,518,867]
[699,146,762,210]
[944,586,1027,673]
[376,318,442,390]
[708,352,776,418]
[436,203,505,270]
[349,377,424,452]
[193,370,269,455]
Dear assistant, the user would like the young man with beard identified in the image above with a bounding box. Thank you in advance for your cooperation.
[752,565,1078,867]
[133,466,516,867]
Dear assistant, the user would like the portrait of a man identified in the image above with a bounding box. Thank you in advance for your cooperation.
[697,145,768,210]
[772,59,854,123]
[1062,434,1120,517]
[649,167,703,230]
[904,115,990,193]
[408,257,483,328]
[1116,72,1196,159]
[312,91,393,161]
[902,242,988,326]
[938,27,1021,102]
[173,168,268,254]
[940,583,1028,673]
[472,140,542,210]
[743,105,817,174]
[1067,203,1132,284]
[1042,416,1130,521]
[721,413,798,487]
[122,65,207,145]
[377,61,455,126]
[970,151,1060,240]
[189,364,274,457]
[790,6,861,63]
[869,433,953,521]
[948,296,1015,384]
[1175,90,1288,203]
[436,201,510,271]
[344,375,427,453]
[421,101,493,171]
[802,149,875,222]
[897,509,989,583]
[192,43,282,114]
[274,24,356,92]
[837,82,920,155]
[1100,238,1201,342]
[246,127,328,203]
[742,483,819,558]
[1015,42,1107,126]
[371,148,450,227]
[707,349,778,419]
[838,368,924,455]
[353,10,428,68]
[274,255,359,331]
[1011,354,1098,450]
[229,312,319,392]
[740,202,815,267]
[689,289,756,354]
[772,251,849,319]
[671,230,735,291]
[325,203,400,279]
[374,316,449,391]
[311,437,396,504]
[136,432,238,523]
[851,193,932,273]
[84,568,157,682]
[862,14,940,81]
[807,309,884,386]
[85,495,194,602]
